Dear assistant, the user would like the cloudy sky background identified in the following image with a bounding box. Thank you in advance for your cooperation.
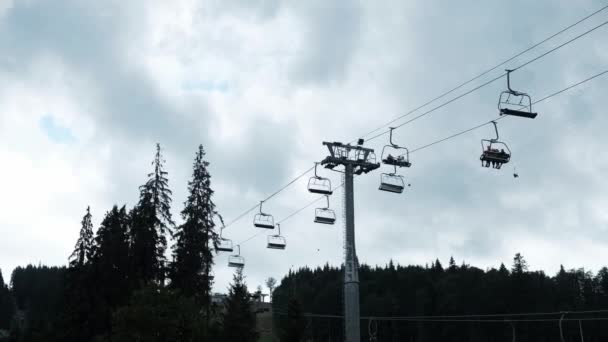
[1,0,607,292]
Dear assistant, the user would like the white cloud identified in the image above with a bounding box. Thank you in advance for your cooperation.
[1,0,608,291]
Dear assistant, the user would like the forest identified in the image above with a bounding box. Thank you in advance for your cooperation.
[272,256,608,341]
[0,144,607,342]
[0,144,258,342]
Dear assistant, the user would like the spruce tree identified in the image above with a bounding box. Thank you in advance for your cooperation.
[169,145,219,309]
[0,269,15,330]
[221,268,258,342]
[130,143,175,285]
[92,205,130,308]
[68,206,94,268]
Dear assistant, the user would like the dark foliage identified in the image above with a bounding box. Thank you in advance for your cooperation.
[221,268,258,342]
[273,256,608,342]
[9,265,65,341]
[278,298,306,342]
[68,206,94,268]
[0,269,14,330]
[112,284,204,342]
[130,143,175,285]
[170,144,220,308]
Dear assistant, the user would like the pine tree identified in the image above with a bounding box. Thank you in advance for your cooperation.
[68,206,94,268]
[130,143,175,285]
[448,256,456,271]
[221,268,258,342]
[511,253,528,274]
[0,269,15,330]
[92,205,130,308]
[169,145,219,310]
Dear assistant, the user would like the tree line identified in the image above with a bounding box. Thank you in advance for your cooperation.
[272,255,608,341]
[0,144,258,342]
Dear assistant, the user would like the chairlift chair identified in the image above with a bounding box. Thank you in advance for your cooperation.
[314,195,336,225]
[498,70,538,119]
[216,225,234,253]
[379,171,406,194]
[228,245,245,268]
[253,201,275,229]
[480,121,511,170]
[308,163,333,195]
[381,127,412,168]
[267,224,286,250]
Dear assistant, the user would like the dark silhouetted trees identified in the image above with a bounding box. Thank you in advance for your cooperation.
[130,144,175,286]
[0,269,14,330]
[273,255,608,341]
[68,206,94,268]
[111,284,204,342]
[220,268,258,342]
[170,145,219,310]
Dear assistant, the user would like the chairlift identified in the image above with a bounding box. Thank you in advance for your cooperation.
[381,128,411,168]
[308,163,333,195]
[498,69,538,119]
[228,245,245,268]
[314,195,336,225]
[379,170,406,194]
[267,224,286,250]
[480,121,511,170]
[216,225,233,253]
[253,201,275,229]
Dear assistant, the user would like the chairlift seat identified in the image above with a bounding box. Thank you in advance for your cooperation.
[379,182,404,194]
[314,216,336,225]
[254,213,275,229]
[267,235,286,250]
[500,108,538,119]
[217,238,234,253]
[314,208,336,225]
[308,177,333,195]
[382,156,411,168]
[480,151,510,164]
[228,255,245,268]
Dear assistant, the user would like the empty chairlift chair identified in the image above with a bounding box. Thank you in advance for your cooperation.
[308,163,333,195]
[498,69,538,119]
[253,201,275,229]
[216,225,234,253]
[379,171,406,194]
[479,121,511,170]
[228,245,245,268]
[267,224,286,250]
[314,195,336,225]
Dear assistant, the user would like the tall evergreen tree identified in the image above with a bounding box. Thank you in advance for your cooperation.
[169,145,219,310]
[92,205,131,309]
[221,268,258,342]
[130,143,175,285]
[0,269,15,330]
[68,206,94,268]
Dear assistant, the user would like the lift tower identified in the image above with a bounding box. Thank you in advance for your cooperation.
[320,141,380,342]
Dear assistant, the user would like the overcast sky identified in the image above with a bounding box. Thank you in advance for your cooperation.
[1,0,607,292]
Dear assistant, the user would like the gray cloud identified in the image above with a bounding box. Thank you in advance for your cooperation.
[1,0,608,292]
